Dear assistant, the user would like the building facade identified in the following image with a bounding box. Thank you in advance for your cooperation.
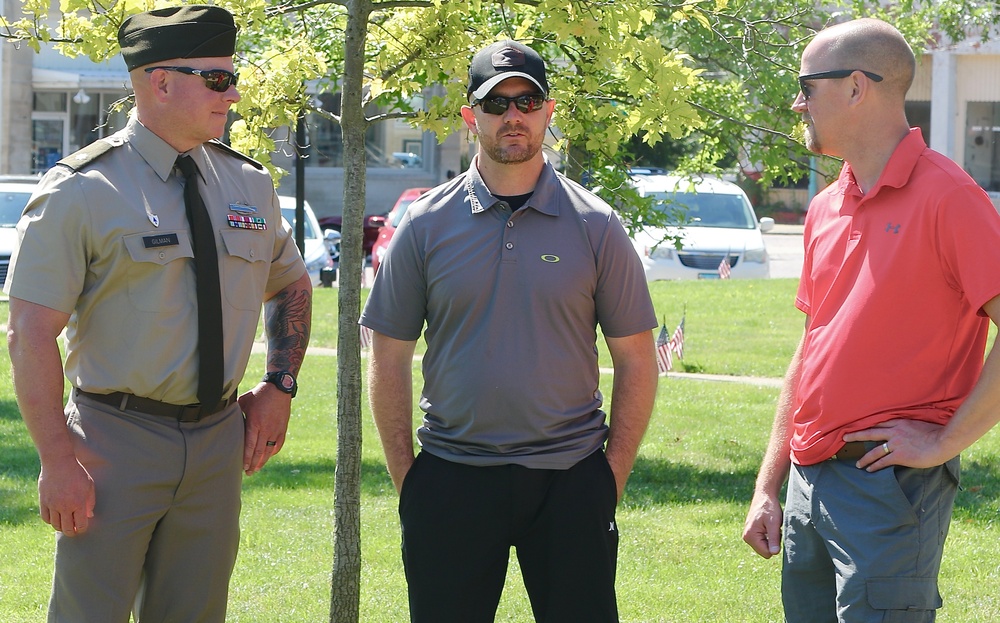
[0,0,463,218]
[2,2,999,214]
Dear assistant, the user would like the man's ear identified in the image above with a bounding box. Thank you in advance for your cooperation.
[460,105,478,135]
[848,72,871,108]
[142,68,172,102]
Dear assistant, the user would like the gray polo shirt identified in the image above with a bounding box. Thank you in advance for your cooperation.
[360,158,656,469]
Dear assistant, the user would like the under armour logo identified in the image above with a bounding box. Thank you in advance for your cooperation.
[885,223,901,234]
[609,522,616,532]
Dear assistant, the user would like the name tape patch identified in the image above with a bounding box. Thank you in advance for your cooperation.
[143,233,180,248]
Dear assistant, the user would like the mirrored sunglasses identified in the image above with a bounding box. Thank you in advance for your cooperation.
[473,93,548,115]
[144,66,240,93]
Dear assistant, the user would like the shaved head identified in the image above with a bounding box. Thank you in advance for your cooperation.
[809,19,915,100]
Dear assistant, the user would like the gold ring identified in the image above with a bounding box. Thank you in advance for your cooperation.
[882,442,890,455]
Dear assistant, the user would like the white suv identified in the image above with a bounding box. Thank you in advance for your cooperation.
[278,196,340,287]
[629,173,774,281]
[0,176,41,290]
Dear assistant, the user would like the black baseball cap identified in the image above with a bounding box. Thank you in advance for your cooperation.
[118,5,237,71]
[467,40,548,102]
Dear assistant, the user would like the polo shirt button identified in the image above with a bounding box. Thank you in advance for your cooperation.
[506,221,513,228]
[505,242,514,250]
[159,252,165,259]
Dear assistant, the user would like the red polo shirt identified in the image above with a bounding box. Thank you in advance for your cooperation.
[791,128,1000,465]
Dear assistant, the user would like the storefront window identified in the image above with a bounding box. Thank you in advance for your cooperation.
[301,91,424,168]
[32,90,131,174]
[905,101,931,142]
[32,118,65,173]
[965,102,1000,192]
[33,92,67,113]
[70,92,99,153]
[70,92,130,153]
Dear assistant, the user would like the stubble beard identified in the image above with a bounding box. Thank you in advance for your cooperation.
[480,128,542,165]
[803,116,823,154]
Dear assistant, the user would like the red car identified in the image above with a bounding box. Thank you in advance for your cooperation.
[371,187,431,273]
[317,213,383,263]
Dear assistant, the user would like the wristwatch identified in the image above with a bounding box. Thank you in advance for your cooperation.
[262,370,297,397]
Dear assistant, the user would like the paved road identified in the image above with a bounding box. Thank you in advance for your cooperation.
[765,224,804,279]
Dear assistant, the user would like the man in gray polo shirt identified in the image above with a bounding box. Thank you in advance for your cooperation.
[361,39,658,623]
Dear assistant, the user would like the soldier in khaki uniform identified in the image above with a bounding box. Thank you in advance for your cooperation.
[3,6,312,622]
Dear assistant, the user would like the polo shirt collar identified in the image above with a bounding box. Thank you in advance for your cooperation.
[838,127,926,200]
[464,154,560,217]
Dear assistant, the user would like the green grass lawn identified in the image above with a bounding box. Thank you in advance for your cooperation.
[2,280,999,622]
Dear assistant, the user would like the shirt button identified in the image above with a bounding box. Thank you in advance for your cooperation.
[250,249,255,258]
[159,252,165,259]
[505,242,514,250]
[506,221,514,228]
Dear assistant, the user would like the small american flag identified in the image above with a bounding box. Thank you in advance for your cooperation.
[718,255,732,279]
[360,325,374,349]
[669,315,685,360]
[655,323,672,374]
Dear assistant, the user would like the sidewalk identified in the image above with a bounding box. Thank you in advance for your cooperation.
[768,223,804,235]
[0,315,785,390]
[257,344,784,388]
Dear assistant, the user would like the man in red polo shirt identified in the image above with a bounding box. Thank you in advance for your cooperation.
[743,18,1000,623]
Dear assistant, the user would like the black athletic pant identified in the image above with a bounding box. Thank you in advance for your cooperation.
[398,450,620,623]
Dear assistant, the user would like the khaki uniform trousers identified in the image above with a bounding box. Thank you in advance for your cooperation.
[48,392,244,623]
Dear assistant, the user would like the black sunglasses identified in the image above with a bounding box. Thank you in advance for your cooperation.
[473,93,548,115]
[797,69,883,99]
[144,66,239,92]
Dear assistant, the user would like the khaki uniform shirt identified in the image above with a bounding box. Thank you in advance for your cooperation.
[4,117,305,404]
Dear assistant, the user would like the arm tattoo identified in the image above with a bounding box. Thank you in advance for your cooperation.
[264,284,311,373]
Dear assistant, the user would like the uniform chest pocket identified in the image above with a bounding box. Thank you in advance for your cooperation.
[220,229,269,311]
[123,231,194,312]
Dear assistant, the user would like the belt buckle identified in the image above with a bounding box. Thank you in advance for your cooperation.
[178,406,203,423]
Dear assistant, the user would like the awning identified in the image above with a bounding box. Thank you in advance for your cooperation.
[33,68,131,90]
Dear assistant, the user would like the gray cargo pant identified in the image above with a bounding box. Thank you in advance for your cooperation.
[782,455,960,623]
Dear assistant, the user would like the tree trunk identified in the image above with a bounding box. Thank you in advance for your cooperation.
[329,1,371,621]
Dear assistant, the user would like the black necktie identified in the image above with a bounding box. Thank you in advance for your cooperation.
[176,155,224,412]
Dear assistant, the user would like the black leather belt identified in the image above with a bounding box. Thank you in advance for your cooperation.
[828,441,873,461]
[74,388,238,422]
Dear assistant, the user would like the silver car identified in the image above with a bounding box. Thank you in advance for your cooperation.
[0,176,42,289]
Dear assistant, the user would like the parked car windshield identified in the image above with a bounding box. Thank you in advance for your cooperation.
[280,207,319,239]
[1,190,32,226]
[390,199,418,228]
[650,191,757,230]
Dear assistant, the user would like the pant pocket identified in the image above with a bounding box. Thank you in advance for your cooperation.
[398,451,431,517]
[867,577,940,622]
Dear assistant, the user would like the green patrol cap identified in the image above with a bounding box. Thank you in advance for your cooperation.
[118,5,237,72]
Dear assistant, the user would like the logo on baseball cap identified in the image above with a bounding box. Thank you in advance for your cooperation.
[467,40,548,102]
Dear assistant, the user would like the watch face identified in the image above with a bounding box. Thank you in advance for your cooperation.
[279,374,295,391]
